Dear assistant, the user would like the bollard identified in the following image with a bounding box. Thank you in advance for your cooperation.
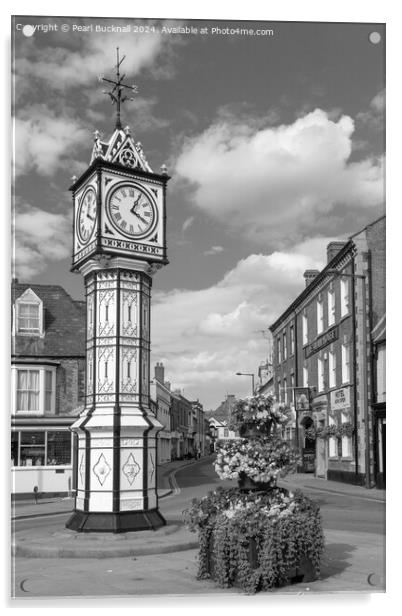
[33,486,39,504]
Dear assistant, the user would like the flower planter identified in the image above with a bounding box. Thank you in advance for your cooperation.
[237,474,273,492]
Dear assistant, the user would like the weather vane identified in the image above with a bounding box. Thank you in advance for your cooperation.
[98,47,138,130]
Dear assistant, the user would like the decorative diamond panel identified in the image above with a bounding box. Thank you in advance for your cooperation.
[122,453,141,486]
[92,453,111,486]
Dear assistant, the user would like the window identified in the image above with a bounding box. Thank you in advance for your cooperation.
[290,326,295,355]
[13,288,44,336]
[303,364,308,387]
[342,343,350,384]
[17,369,40,411]
[223,428,229,438]
[340,278,349,317]
[328,416,337,457]
[12,365,56,415]
[318,357,324,392]
[283,332,287,360]
[302,312,308,345]
[277,337,282,363]
[317,297,324,334]
[341,413,352,458]
[11,430,72,467]
[290,373,295,390]
[328,349,336,388]
[283,377,288,404]
[327,286,335,326]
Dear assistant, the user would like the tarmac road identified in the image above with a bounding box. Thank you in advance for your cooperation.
[11,456,385,597]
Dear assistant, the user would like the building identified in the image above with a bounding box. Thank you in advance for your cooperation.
[208,417,238,450]
[11,281,86,498]
[150,362,171,464]
[269,215,385,487]
[190,399,205,456]
[170,390,193,458]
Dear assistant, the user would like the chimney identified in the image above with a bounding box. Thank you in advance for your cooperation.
[303,270,320,287]
[326,241,347,264]
[154,362,165,384]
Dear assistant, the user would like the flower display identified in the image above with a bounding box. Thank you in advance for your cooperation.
[228,394,290,434]
[214,436,300,484]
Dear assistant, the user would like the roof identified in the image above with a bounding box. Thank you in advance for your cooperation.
[12,282,86,358]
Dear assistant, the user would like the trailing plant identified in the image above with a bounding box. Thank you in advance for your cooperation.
[183,487,325,593]
[305,422,354,441]
[228,395,290,434]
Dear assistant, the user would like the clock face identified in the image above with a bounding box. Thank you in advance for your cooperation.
[77,187,97,245]
[106,183,156,239]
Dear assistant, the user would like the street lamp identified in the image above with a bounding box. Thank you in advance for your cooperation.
[327,268,370,489]
[236,372,255,396]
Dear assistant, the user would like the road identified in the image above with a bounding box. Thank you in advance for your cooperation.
[12,457,385,597]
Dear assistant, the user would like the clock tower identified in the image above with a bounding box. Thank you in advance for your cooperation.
[66,49,168,532]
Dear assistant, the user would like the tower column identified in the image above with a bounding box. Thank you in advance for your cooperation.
[66,258,165,532]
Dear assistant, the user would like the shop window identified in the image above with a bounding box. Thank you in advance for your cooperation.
[47,431,72,465]
[12,430,72,467]
[11,431,18,466]
[19,431,46,467]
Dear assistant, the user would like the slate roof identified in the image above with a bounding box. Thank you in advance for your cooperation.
[12,282,86,358]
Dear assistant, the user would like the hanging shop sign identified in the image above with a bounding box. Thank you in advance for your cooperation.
[330,387,351,411]
[294,387,310,412]
[304,326,339,358]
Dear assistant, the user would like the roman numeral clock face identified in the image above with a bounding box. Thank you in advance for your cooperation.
[106,184,157,239]
[77,187,97,245]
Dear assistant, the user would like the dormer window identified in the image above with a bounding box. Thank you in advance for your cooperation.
[14,289,44,336]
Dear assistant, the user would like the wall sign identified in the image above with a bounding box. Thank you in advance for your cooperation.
[305,326,339,358]
[330,387,351,411]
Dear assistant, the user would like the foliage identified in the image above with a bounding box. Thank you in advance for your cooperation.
[183,487,325,593]
[228,395,290,434]
[305,422,354,440]
[214,436,300,483]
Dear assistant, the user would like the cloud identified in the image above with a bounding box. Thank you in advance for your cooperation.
[12,202,71,279]
[151,237,333,408]
[14,29,169,92]
[182,216,194,232]
[174,108,384,247]
[204,245,224,255]
[356,89,385,130]
[13,105,88,177]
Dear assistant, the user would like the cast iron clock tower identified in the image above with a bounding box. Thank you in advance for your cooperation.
[66,49,168,532]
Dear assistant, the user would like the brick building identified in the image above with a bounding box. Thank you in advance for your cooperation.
[269,215,385,488]
[11,281,86,497]
[150,362,171,464]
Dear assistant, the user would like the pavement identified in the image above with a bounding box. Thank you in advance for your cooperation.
[11,460,386,595]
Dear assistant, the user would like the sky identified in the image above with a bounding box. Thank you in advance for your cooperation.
[11,16,385,409]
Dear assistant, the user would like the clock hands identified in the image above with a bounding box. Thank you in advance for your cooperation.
[130,194,142,214]
[132,210,148,225]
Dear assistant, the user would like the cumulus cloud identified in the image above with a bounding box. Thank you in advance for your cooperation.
[175,108,384,246]
[151,237,332,407]
[357,89,385,130]
[13,105,88,177]
[12,202,71,278]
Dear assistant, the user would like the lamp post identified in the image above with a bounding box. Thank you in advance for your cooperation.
[327,268,370,489]
[235,372,255,396]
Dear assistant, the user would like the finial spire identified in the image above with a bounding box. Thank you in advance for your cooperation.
[98,47,138,130]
